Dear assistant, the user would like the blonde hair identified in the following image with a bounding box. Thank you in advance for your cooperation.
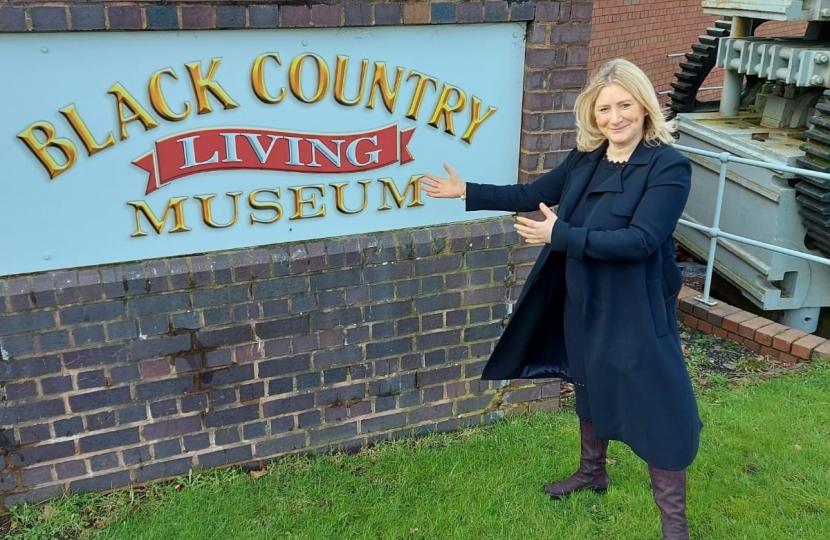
[573,58,676,152]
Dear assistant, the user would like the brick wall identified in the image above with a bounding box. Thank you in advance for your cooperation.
[587,1,814,109]
[0,0,592,511]
[588,0,720,106]
[678,287,830,364]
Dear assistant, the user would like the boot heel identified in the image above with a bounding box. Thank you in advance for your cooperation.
[544,419,610,501]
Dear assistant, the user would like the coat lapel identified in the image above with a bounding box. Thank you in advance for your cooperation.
[559,140,662,221]
[558,144,606,222]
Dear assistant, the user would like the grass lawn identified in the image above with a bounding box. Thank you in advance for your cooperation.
[6,358,830,539]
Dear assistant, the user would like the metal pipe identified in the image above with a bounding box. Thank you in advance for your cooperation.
[659,86,723,96]
[674,144,830,182]
[720,17,752,117]
[672,142,830,310]
[677,219,830,266]
[697,153,731,305]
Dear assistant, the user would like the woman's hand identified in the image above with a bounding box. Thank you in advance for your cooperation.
[514,203,558,244]
[420,163,466,199]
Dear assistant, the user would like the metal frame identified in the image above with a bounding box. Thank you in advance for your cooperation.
[673,143,830,306]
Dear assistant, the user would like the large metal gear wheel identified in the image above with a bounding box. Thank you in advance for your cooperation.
[669,20,830,258]
[794,91,830,256]
[667,20,733,117]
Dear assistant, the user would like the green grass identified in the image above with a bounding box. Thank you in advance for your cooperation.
[8,362,830,540]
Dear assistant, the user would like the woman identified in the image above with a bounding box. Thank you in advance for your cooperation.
[420,59,699,540]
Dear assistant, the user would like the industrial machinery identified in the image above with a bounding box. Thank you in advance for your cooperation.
[670,0,830,332]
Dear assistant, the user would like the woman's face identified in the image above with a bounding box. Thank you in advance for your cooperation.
[593,83,646,150]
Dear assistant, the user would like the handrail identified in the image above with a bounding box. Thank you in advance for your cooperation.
[672,143,830,307]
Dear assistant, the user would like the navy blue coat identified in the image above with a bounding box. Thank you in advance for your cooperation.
[466,140,700,470]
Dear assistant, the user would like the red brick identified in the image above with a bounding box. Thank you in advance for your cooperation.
[760,346,780,359]
[791,334,827,359]
[743,340,761,353]
[697,320,713,333]
[678,296,697,315]
[811,341,830,360]
[682,313,698,329]
[778,352,798,365]
[690,301,711,321]
[706,305,743,327]
[722,310,757,333]
[678,286,697,300]
[712,326,728,339]
[737,317,774,339]
[726,332,743,345]
[772,328,808,353]
[755,323,789,347]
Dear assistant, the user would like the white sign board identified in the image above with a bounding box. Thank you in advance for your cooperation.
[0,24,526,276]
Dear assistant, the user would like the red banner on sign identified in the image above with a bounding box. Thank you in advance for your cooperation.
[132,125,416,195]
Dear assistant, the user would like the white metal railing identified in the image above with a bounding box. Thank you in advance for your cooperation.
[672,143,830,306]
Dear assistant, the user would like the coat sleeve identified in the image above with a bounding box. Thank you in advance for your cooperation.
[464,149,579,213]
[549,149,691,262]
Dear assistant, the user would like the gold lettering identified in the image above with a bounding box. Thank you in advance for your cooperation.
[249,188,283,224]
[58,105,116,157]
[127,197,191,237]
[108,83,160,140]
[404,71,439,121]
[195,192,242,228]
[333,56,369,106]
[366,62,404,114]
[251,53,287,105]
[17,122,79,179]
[184,59,240,115]
[427,84,468,136]
[330,181,371,214]
[461,97,498,144]
[288,54,330,104]
[288,185,326,219]
[149,68,191,122]
[377,176,425,210]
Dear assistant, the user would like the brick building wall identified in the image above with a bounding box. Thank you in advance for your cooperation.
[587,1,811,109]
[0,0,592,511]
[588,0,719,105]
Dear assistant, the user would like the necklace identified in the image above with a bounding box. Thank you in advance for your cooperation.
[602,154,627,169]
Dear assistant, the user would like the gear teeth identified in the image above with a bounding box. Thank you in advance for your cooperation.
[714,19,733,31]
[794,90,830,255]
[668,20,731,116]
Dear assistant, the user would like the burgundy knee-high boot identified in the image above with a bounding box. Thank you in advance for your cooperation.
[544,419,610,499]
[648,465,689,540]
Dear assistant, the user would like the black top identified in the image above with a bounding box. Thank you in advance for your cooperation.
[568,156,626,227]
